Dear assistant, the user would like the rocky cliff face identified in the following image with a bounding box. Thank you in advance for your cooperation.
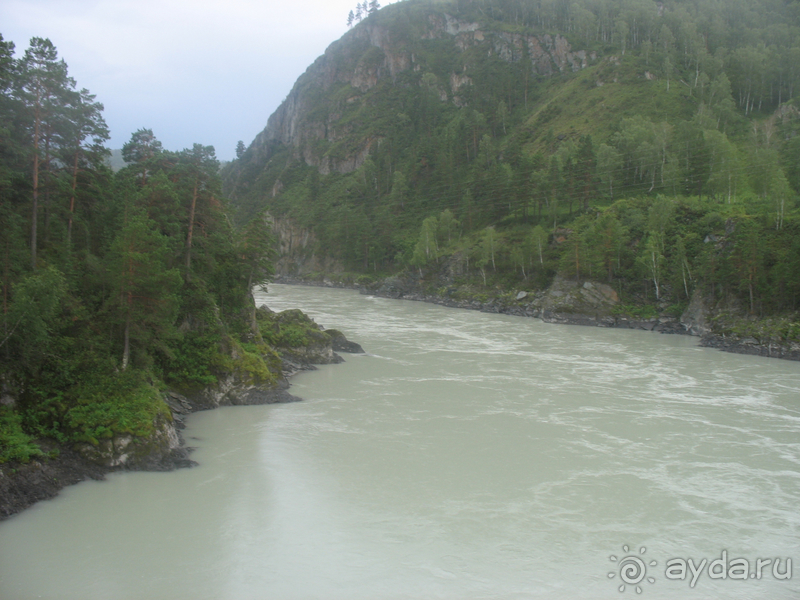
[230,6,598,274]
[266,212,344,276]
[247,9,595,179]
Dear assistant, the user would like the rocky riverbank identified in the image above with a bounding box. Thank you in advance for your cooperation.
[699,333,800,360]
[0,307,363,521]
[370,272,688,332]
[276,272,800,361]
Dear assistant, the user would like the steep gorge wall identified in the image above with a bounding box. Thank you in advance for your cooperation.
[266,212,343,275]
[247,10,595,178]
[224,3,599,274]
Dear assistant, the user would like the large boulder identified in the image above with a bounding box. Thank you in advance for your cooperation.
[538,276,620,327]
[680,290,711,336]
[72,413,185,470]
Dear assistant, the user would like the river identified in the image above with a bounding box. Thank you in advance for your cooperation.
[1,284,799,599]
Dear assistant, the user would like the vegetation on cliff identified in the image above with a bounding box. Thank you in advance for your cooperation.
[223,0,800,333]
[0,35,278,464]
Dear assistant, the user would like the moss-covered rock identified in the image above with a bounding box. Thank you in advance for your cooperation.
[182,333,296,409]
[73,412,181,468]
[325,329,365,353]
[537,276,620,326]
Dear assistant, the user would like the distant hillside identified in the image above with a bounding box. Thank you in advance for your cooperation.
[105,148,127,172]
[223,0,800,316]
[106,149,229,173]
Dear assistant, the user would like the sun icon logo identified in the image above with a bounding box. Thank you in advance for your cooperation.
[608,545,657,594]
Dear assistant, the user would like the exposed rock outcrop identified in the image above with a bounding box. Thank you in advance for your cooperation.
[539,276,620,327]
[183,371,300,411]
[265,212,344,277]
[679,290,711,336]
[72,413,185,470]
[245,8,595,178]
[328,331,366,354]
[255,306,364,377]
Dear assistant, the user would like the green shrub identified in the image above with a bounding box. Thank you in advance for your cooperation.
[275,323,312,347]
[613,303,659,320]
[257,308,322,349]
[161,331,221,388]
[213,337,279,386]
[65,371,170,446]
[0,407,43,464]
[664,303,688,317]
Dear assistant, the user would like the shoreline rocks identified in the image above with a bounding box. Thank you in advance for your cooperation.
[365,274,691,335]
[700,333,800,361]
[0,441,109,521]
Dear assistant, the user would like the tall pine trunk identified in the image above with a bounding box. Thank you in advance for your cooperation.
[185,181,198,281]
[3,240,8,361]
[121,312,130,371]
[31,100,41,269]
[67,151,79,248]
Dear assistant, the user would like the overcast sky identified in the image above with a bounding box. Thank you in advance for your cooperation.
[1,0,396,161]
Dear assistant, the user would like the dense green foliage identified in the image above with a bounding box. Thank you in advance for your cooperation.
[0,406,43,463]
[225,0,800,316]
[258,308,332,350]
[0,35,277,462]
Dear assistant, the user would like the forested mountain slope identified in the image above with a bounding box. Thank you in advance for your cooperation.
[224,0,800,322]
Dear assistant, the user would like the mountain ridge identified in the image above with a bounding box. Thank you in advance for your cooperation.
[239,5,598,182]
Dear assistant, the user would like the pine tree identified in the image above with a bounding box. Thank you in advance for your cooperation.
[16,38,75,269]
[178,144,219,281]
[591,212,627,282]
[239,212,276,333]
[0,34,18,194]
[122,128,163,186]
[240,212,276,293]
[110,208,181,371]
[559,215,597,282]
[575,135,597,211]
[61,87,109,248]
